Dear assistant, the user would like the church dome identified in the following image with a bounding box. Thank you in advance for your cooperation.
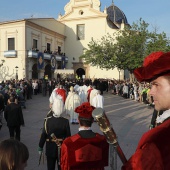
[107,4,128,25]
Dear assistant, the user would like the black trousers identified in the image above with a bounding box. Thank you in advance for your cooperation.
[8,126,21,141]
[47,156,60,170]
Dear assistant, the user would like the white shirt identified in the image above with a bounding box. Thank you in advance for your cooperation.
[156,109,170,123]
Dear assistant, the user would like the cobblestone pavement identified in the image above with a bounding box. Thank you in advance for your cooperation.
[0,92,153,170]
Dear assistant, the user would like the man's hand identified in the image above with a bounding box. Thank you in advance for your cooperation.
[38,147,43,155]
[49,103,53,108]
[38,147,43,166]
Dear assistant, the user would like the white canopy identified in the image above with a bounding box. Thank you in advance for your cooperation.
[54,69,74,74]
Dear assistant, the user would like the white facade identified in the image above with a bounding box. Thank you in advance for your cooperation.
[58,0,126,79]
[0,19,66,81]
[0,0,128,81]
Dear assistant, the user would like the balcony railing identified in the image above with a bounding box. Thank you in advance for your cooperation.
[27,50,68,62]
[28,50,38,58]
[4,50,17,58]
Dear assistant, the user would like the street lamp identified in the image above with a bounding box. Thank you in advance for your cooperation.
[117,68,121,82]
[15,66,19,80]
[0,60,5,67]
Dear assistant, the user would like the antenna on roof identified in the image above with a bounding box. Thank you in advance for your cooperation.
[112,1,115,23]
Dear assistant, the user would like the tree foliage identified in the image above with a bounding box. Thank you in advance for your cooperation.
[81,18,170,73]
[81,35,117,70]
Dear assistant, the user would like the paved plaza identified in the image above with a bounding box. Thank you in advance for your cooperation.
[0,92,153,170]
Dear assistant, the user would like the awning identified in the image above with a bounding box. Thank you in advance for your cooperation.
[54,69,74,74]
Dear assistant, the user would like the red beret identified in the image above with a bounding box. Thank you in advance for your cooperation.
[75,102,95,118]
[134,51,170,82]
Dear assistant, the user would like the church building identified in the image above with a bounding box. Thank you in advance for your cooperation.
[0,0,129,81]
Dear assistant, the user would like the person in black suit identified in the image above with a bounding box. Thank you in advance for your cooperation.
[38,92,71,170]
[4,95,24,141]
[0,93,5,130]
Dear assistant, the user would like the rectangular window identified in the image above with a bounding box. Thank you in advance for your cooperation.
[33,39,38,49]
[47,43,51,53]
[77,24,85,40]
[58,46,61,55]
[8,38,15,50]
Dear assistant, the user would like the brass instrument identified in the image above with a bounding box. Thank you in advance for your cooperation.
[92,108,127,166]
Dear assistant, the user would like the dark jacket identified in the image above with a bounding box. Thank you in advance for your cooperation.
[39,116,71,157]
[4,103,24,126]
[0,95,5,111]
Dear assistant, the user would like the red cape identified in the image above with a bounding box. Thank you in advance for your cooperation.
[61,133,109,170]
[122,119,170,170]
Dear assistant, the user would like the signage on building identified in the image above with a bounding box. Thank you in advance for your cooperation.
[51,54,57,70]
[37,52,44,69]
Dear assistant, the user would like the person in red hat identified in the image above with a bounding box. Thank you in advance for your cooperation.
[60,102,109,170]
[122,51,170,170]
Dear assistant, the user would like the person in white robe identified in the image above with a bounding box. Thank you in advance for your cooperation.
[92,90,104,108]
[89,86,98,106]
[82,84,88,96]
[74,84,80,93]
[49,84,59,108]
[78,86,87,103]
[65,86,81,124]
[47,88,64,117]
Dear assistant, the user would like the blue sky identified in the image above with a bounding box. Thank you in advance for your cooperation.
[0,0,170,37]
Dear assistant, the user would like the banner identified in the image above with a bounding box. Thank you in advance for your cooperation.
[37,52,44,70]
[51,55,57,70]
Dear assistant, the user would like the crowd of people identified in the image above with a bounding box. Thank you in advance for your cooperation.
[1,51,170,169]
[110,81,154,106]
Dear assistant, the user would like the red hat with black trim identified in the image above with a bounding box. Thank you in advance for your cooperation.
[75,102,95,118]
[134,51,170,82]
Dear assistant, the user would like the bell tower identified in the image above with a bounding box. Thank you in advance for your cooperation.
[64,0,101,14]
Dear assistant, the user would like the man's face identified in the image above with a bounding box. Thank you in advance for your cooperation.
[149,76,170,111]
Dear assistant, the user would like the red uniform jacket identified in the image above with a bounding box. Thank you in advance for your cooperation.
[61,133,109,170]
[122,119,170,170]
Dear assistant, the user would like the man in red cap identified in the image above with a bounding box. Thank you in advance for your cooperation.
[122,51,170,170]
[61,102,109,170]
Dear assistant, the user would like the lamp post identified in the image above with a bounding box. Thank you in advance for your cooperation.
[15,66,19,80]
[118,68,121,82]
